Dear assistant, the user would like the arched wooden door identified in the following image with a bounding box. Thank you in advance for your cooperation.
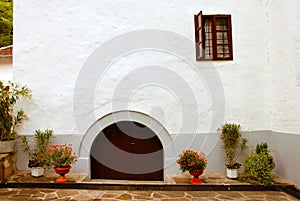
[90,121,163,181]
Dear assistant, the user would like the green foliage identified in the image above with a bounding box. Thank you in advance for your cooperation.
[20,129,53,167]
[0,0,13,47]
[219,123,248,169]
[256,142,269,154]
[241,142,275,186]
[0,80,32,140]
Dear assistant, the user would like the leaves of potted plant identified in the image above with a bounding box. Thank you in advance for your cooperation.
[0,80,31,143]
[176,150,207,184]
[20,129,53,177]
[218,122,248,179]
[241,142,275,186]
[0,81,31,178]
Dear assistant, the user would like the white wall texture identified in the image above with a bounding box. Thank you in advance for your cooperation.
[0,57,12,80]
[13,0,300,184]
[13,0,274,134]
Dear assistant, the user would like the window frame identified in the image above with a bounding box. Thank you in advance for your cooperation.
[194,11,233,61]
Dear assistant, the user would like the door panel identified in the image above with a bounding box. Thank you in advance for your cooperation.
[91,121,163,181]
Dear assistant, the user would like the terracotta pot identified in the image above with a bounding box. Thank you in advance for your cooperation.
[54,166,71,183]
[189,169,204,184]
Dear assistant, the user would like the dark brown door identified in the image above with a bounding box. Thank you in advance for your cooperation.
[90,121,163,181]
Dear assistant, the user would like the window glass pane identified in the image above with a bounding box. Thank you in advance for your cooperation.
[217,45,224,54]
[217,45,230,58]
[216,18,228,31]
[216,32,228,40]
[224,45,229,54]
[216,32,228,44]
[204,18,213,59]
[205,19,212,32]
[198,31,201,42]
[205,48,213,59]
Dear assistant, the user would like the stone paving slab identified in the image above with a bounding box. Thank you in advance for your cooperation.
[2,171,299,200]
[0,188,299,201]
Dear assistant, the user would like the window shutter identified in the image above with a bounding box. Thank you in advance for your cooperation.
[194,11,203,61]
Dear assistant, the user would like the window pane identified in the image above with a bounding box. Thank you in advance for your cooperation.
[198,31,201,42]
[216,18,228,31]
[217,45,224,54]
[216,32,228,40]
[217,45,230,58]
[224,45,229,54]
[205,19,212,31]
[217,32,228,44]
[204,18,213,59]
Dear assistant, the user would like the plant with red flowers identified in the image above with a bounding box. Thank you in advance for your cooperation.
[176,150,207,173]
[20,129,53,168]
[45,143,78,168]
[28,152,48,168]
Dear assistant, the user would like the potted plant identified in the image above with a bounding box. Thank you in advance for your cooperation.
[0,80,31,152]
[45,143,78,183]
[176,149,207,184]
[218,122,248,179]
[241,142,275,186]
[20,129,53,177]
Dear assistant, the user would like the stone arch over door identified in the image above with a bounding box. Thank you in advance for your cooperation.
[78,110,174,181]
[90,121,163,180]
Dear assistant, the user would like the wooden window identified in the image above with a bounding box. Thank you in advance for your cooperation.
[194,11,233,61]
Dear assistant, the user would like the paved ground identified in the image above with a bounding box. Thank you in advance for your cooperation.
[0,171,299,200]
[0,188,299,201]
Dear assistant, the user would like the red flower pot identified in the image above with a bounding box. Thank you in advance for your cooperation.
[189,169,204,184]
[54,166,71,183]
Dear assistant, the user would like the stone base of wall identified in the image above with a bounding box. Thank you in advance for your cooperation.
[0,153,16,181]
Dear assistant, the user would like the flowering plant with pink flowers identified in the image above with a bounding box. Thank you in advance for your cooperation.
[176,150,207,172]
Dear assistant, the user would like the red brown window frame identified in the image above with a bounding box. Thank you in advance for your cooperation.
[194,11,233,61]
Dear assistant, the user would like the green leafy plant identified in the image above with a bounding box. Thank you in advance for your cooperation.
[241,142,275,186]
[0,0,13,47]
[176,150,207,173]
[20,129,53,168]
[218,123,248,169]
[0,80,31,140]
[45,143,78,168]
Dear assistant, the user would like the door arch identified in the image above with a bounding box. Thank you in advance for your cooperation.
[90,121,163,181]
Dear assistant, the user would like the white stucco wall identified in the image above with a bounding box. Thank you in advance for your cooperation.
[0,57,12,80]
[267,0,300,133]
[13,0,276,135]
[13,0,300,183]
